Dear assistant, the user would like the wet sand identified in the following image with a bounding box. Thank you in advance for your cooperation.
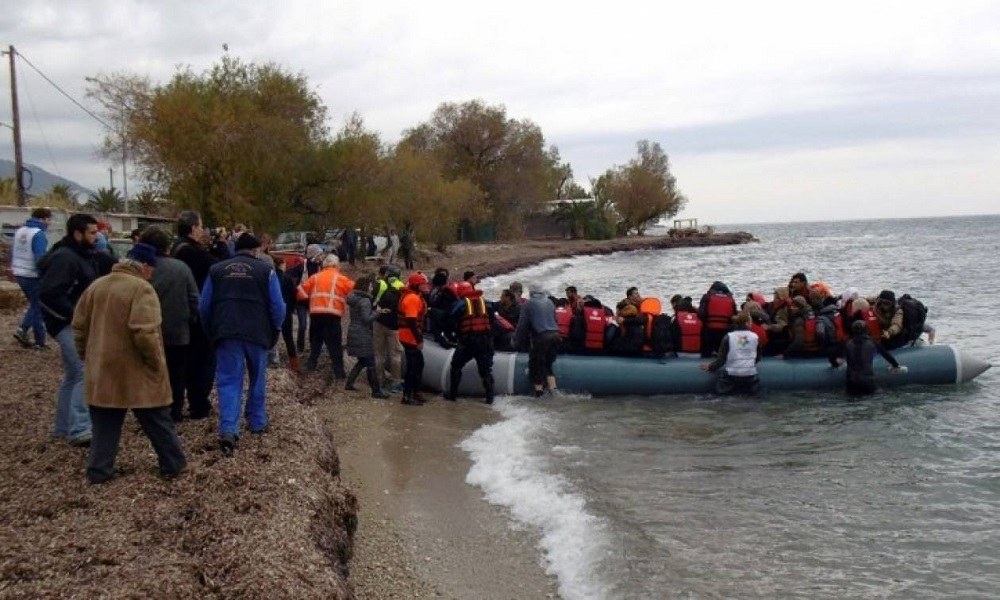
[322,394,558,599]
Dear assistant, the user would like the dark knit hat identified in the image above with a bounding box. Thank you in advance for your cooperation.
[235,233,261,251]
[126,242,158,267]
[878,290,896,304]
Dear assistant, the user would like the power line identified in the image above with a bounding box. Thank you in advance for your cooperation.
[13,48,112,130]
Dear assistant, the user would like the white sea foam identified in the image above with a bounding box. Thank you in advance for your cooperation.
[460,397,615,600]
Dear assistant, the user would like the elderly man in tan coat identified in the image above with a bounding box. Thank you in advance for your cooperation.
[72,243,187,484]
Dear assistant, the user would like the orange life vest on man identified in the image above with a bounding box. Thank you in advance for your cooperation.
[705,293,735,330]
[677,311,702,353]
[297,267,354,316]
[397,288,427,347]
[582,306,608,351]
[555,305,572,337]
[639,297,662,351]
[459,295,491,335]
[832,313,848,343]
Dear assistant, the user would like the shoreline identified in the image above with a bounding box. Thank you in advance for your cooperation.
[0,231,752,598]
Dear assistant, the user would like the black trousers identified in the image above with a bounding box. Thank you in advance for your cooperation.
[87,405,186,484]
[451,335,494,380]
[281,311,297,359]
[185,326,214,418]
[701,328,728,358]
[402,345,424,393]
[164,344,188,420]
[308,314,346,377]
[714,372,760,396]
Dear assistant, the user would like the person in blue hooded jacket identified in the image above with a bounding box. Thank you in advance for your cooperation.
[513,284,560,397]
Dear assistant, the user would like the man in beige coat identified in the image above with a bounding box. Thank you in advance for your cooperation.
[72,243,187,484]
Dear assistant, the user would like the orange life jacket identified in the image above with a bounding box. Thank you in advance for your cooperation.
[639,297,662,351]
[832,312,848,343]
[397,289,427,346]
[677,311,702,353]
[297,267,353,316]
[705,293,735,330]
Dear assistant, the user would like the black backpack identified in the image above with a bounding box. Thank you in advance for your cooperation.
[648,314,673,357]
[898,294,928,344]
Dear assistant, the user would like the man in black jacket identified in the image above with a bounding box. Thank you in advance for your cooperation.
[170,210,218,419]
[39,213,101,446]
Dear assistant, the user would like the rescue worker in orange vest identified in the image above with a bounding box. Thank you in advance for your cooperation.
[444,281,497,403]
[297,254,355,379]
[698,281,737,358]
[398,272,431,405]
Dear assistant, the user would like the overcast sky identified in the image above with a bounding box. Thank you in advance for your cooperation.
[2,0,998,224]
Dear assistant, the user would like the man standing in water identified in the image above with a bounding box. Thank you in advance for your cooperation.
[514,283,560,397]
[700,312,762,395]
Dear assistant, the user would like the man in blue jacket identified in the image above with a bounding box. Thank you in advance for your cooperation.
[11,208,52,349]
[198,233,285,455]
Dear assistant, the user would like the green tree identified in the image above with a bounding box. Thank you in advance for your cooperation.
[597,140,686,235]
[96,55,329,229]
[379,145,484,250]
[85,187,124,212]
[402,99,565,238]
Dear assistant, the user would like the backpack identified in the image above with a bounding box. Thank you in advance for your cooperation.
[648,314,673,357]
[898,294,928,344]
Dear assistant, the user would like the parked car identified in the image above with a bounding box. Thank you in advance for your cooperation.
[273,231,319,252]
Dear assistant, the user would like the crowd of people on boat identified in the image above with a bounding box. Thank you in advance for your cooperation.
[9,206,935,484]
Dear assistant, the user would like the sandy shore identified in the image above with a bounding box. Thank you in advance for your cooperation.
[0,231,753,599]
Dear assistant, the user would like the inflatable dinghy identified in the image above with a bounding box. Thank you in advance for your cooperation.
[420,341,991,397]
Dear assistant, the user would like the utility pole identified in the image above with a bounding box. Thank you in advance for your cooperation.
[5,45,26,207]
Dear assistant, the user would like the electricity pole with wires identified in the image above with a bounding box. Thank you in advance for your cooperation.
[3,45,27,207]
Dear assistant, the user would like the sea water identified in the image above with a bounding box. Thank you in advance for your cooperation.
[461,215,1000,599]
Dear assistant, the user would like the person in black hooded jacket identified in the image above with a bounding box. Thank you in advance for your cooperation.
[38,213,103,446]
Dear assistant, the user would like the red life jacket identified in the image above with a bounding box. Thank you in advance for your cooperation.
[750,321,769,349]
[677,311,702,353]
[555,305,572,337]
[832,313,847,343]
[802,315,820,352]
[582,306,607,350]
[495,314,515,332]
[458,296,491,335]
[705,293,735,330]
[863,308,882,339]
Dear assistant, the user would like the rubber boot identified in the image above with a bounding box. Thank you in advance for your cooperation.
[482,374,495,405]
[368,368,390,399]
[444,369,461,401]
[288,356,299,373]
[345,362,364,391]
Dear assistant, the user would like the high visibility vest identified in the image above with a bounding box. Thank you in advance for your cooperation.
[297,267,353,316]
[459,297,491,335]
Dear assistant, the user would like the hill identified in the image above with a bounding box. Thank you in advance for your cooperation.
[0,158,94,199]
